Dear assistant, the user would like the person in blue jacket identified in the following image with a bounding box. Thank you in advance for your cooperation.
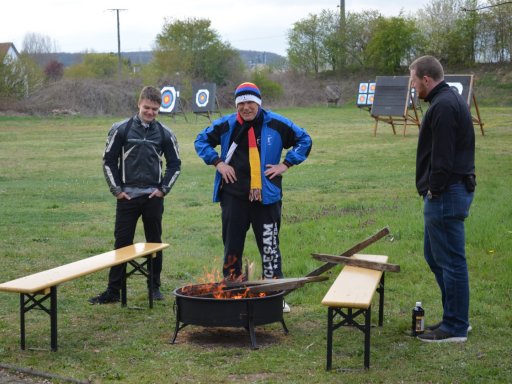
[195,82,312,308]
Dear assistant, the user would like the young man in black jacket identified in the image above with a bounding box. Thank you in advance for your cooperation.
[409,56,475,342]
[89,86,181,304]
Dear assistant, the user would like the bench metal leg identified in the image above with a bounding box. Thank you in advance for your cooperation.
[50,287,58,351]
[121,271,127,307]
[326,307,334,370]
[20,294,25,350]
[364,306,371,369]
[326,305,373,370]
[19,287,58,351]
[377,273,385,326]
[126,253,156,308]
[147,255,153,309]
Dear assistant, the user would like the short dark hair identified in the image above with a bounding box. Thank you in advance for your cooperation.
[409,56,444,81]
[139,86,162,105]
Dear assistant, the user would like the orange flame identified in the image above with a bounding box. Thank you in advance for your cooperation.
[181,262,267,299]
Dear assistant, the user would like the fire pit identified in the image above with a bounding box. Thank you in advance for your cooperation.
[171,283,288,349]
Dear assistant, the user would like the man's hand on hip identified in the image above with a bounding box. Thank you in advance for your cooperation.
[264,163,289,179]
[216,161,237,183]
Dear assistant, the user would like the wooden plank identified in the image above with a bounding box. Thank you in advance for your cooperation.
[312,253,400,272]
[321,254,388,309]
[188,276,329,297]
[224,276,327,288]
[245,276,328,293]
[0,243,169,294]
[306,227,390,277]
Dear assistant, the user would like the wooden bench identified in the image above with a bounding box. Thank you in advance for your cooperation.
[321,254,388,370]
[0,242,169,351]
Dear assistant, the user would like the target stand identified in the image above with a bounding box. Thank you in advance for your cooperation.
[444,75,484,136]
[192,83,222,123]
[370,76,420,136]
[160,86,188,122]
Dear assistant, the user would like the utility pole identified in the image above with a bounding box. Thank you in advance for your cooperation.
[108,8,127,79]
[337,0,346,70]
[338,0,345,30]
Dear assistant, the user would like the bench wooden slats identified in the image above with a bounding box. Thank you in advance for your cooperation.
[0,242,168,294]
[321,254,388,309]
[0,242,169,351]
[322,253,391,370]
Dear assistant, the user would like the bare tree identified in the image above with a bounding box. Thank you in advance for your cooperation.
[22,32,59,68]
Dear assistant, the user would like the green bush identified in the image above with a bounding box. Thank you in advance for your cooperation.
[251,71,283,102]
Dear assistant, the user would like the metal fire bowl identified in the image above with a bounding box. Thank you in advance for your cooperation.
[172,286,285,328]
[171,286,288,349]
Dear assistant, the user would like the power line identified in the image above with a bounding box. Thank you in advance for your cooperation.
[463,1,512,11]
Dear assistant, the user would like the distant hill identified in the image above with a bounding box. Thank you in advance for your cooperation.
[56,50,285,68]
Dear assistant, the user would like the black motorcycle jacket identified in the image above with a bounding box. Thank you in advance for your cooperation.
[103,114,181,196]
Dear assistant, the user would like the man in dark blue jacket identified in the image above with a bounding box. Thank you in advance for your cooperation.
[89,86,181,304]
[195,83,312,311]
[409,56,475,342]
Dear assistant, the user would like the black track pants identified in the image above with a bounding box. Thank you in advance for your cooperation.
[220,193,283,279]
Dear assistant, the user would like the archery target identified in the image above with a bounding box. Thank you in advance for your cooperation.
[444,75,473,106]
[359,83,368,93]
[357,94,368,105]
[447,82,463,95]
[367,94,374,104]
[195,89,210,108]
[369,83,376,93]
[160,86,176,113]
[192,83,217,113]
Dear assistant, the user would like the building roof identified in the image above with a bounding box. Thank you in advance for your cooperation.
[0,42,20,64]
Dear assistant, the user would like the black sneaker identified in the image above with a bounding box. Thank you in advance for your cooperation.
[88,289,120,304]
[152,289,164,301]
[426,321,472,332]
[417,328,467,343]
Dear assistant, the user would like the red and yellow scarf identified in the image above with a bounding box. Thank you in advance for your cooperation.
[226,113,261,195]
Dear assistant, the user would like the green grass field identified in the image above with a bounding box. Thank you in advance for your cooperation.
[0,106,511,383]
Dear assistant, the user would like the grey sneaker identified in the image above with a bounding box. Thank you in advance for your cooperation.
[426,321,472,332]
[417,328,467,343]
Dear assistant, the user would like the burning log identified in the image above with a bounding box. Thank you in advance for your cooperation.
[311,253,400,272]
[181,276,328,298]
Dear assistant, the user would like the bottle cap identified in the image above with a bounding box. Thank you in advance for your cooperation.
[415,301,422,307]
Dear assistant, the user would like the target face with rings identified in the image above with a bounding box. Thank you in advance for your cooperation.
[195,89,210,108]
[160,86,176,113]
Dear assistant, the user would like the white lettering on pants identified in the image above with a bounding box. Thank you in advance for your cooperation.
[262,223,280,278]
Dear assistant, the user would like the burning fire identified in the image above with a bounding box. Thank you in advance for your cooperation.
[181,267,267,299]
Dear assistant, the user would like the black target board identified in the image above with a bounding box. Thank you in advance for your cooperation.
[370,76,411,117]
[192,83,217,113]
[444,75,473,106]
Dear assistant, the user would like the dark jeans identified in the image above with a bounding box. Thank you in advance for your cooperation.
[220,193,283,279]
[107,195,164,292]
[423,183,473,336]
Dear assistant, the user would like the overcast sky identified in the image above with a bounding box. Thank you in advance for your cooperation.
[2,0,431,56]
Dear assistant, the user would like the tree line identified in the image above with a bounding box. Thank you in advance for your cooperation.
[1,0,511,101]
[288,0,512,74]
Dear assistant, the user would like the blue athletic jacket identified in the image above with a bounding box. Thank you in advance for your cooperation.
[194,108,312,205]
